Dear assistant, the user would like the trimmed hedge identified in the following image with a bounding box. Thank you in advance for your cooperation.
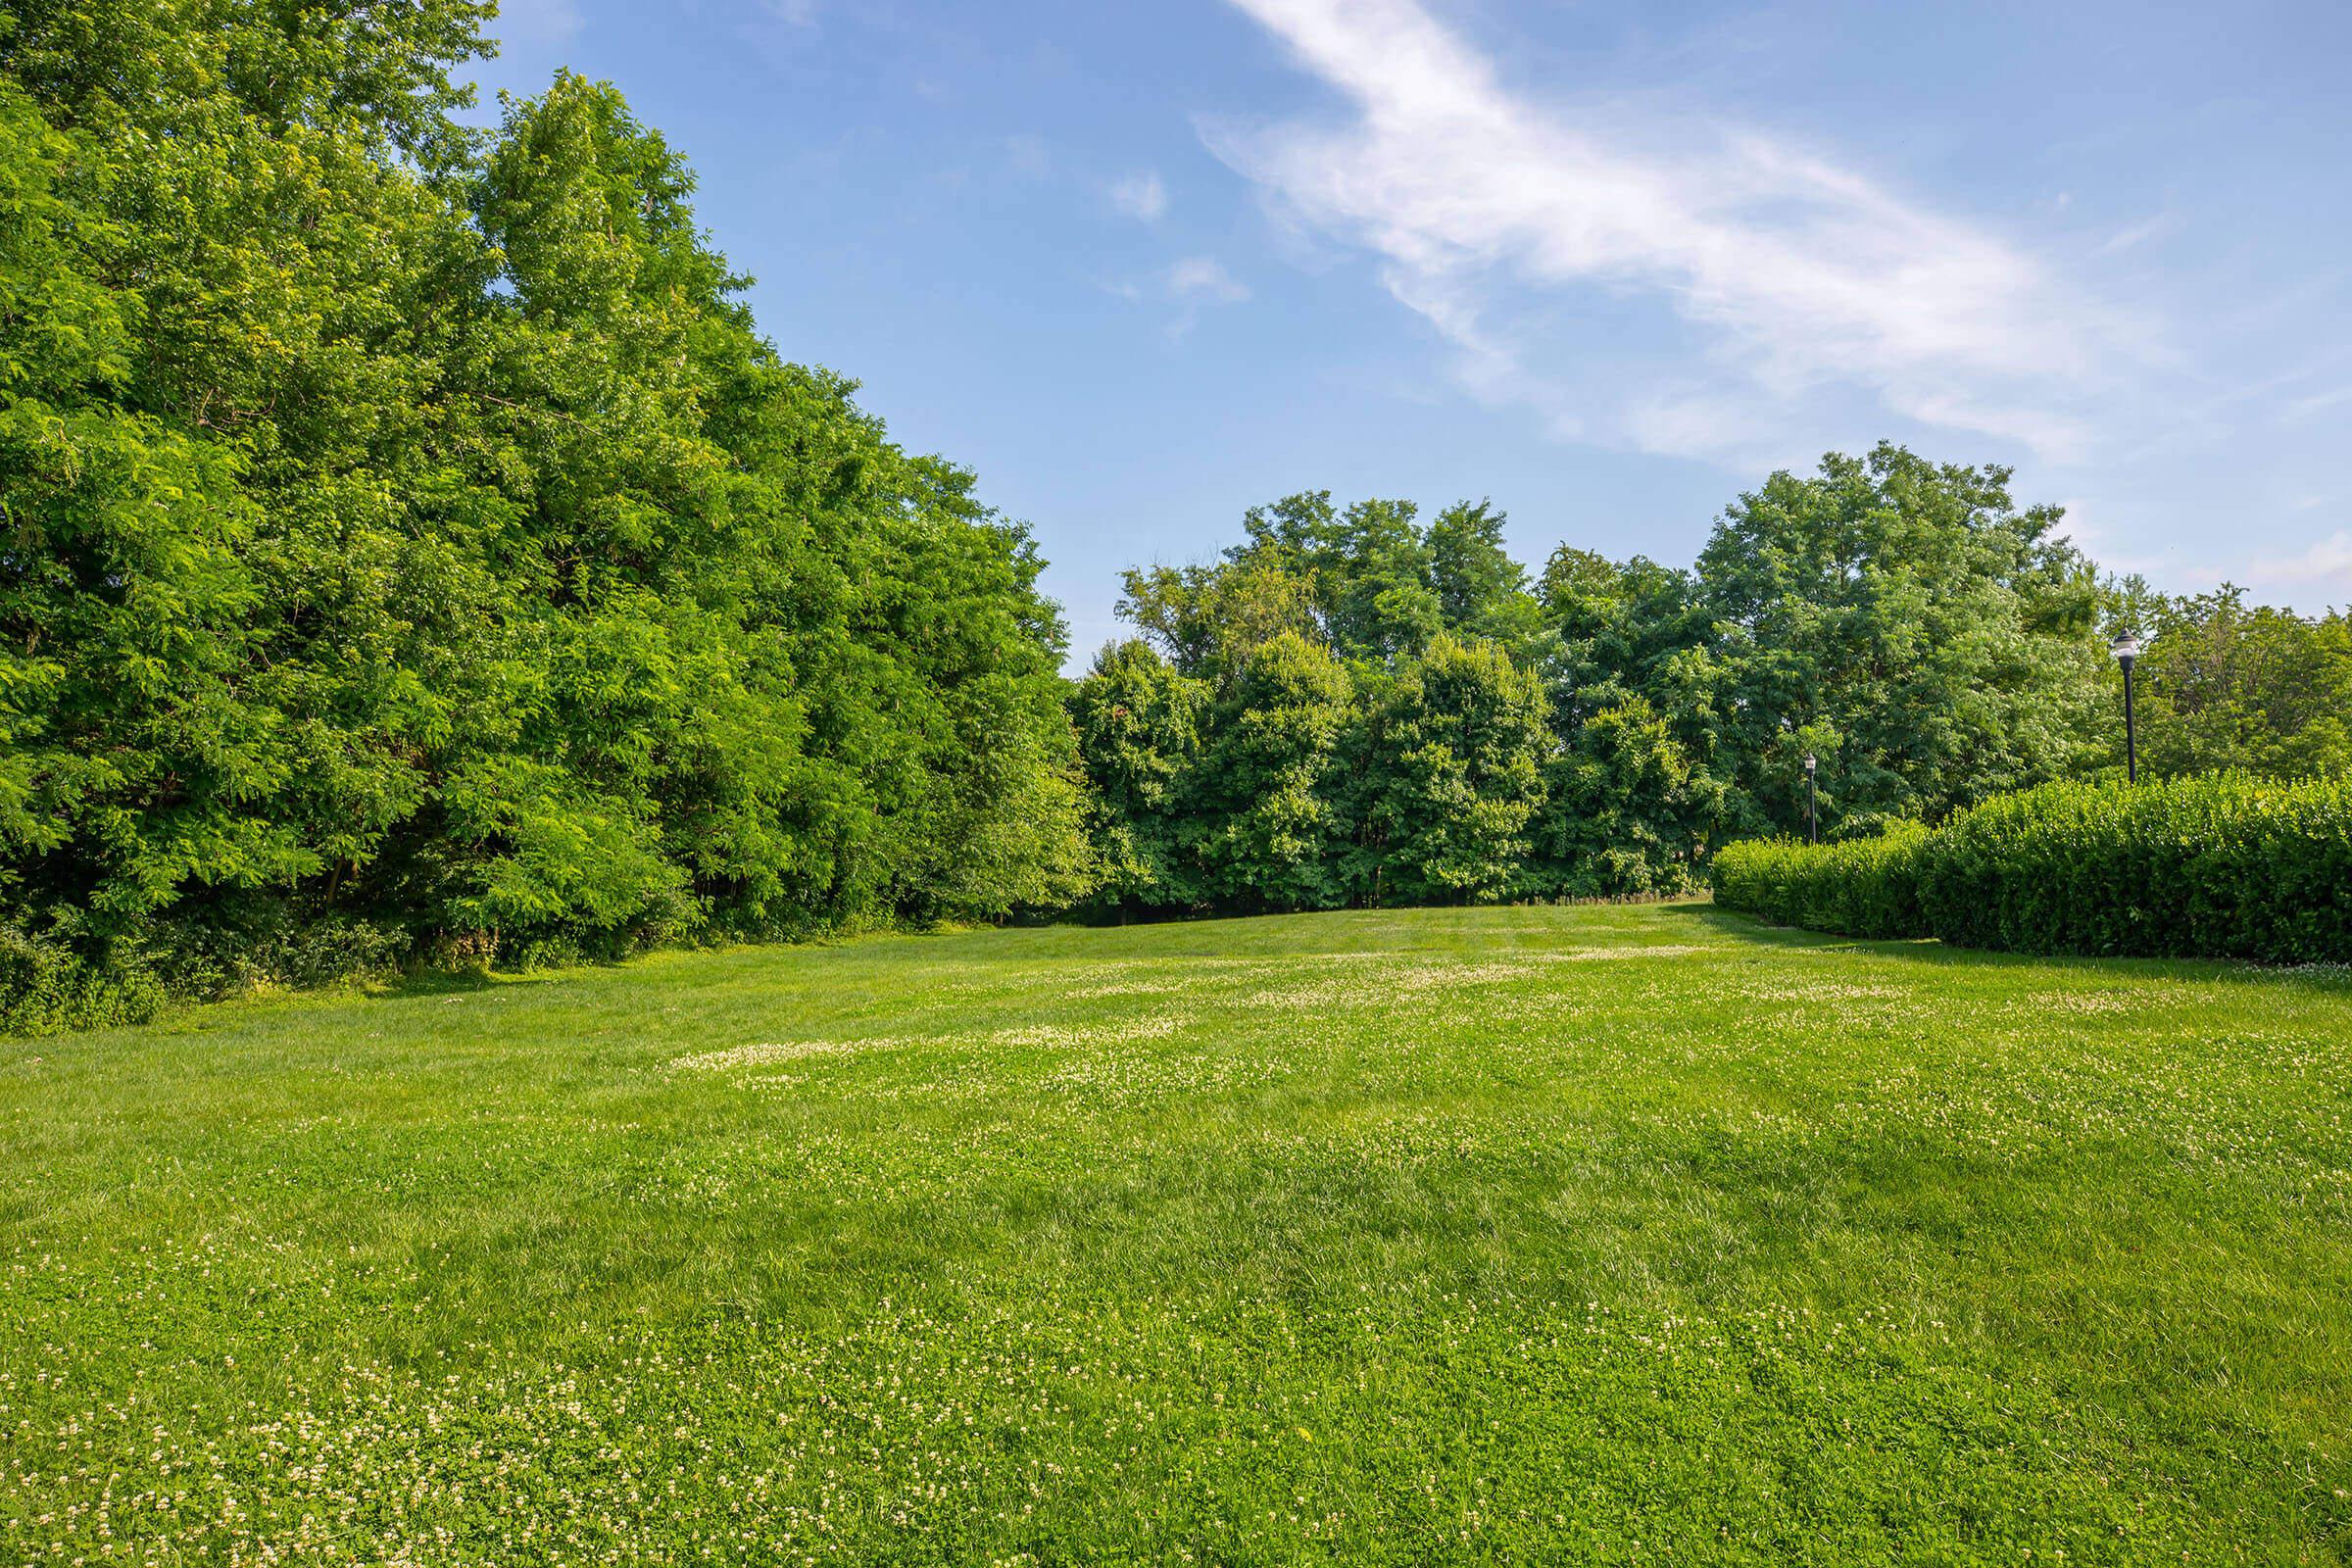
[1709,823,1931,940]
[1714,773,2352,963]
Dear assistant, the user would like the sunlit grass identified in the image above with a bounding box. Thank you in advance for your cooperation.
[5,903,2349,1563]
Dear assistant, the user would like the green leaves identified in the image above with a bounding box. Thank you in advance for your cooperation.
[1718,774,2352,963]
[2107,582,2352,782]
[1069,640,1210,909]
[1539,697,1720,899]
[439,756,689,938]
[1,12,1098,1022]
[1195,631,1355,911]
[1713,824,1931,940]
[1351,633,1548,905]
[1088,446,2167,915]
[1920,774,2352,961]
[1695,443,2105,837]
[1069,629,1550,913]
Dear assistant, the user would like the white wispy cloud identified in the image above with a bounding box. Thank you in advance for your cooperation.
[1111,257,1253,344]
[1109,170,1170,222]
[2096,212,2179,256]
[1204,0,2131,464]
[2251,530,2352,595]
[2286,385,2352,420]
[1168,255,1250,302]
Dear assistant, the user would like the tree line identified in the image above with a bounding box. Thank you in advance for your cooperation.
[1076,450,2082,910]
[2,1,1091,1012]
[1073,462,2348,917]
[3,3,2344,1021]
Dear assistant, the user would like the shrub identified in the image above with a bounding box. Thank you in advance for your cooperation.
[1714,773,2352,963]
[2,906,425,1038]
[147,907,414,999]
[0,926,165,1037]
[1917,773,2352,962]
[1712,823,1930,940]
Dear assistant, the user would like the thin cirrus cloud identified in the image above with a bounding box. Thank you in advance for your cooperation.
[1202,0,2135,466]
[2253,530,2352,594]
[1097,256,1250,342]
[1157,257,1251,344]
[1109,170,1170,222]
[1168,255,1250,303]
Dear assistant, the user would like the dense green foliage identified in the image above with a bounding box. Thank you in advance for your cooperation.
[1920,774,2352,962]
[11,905,2349,1560]
[1192,630,1356,910]
[0,1,1093,1025]
[1063,638,1208,909]
[1696,448,2106,835]
[2103,581,2352,780]
[1717,773,2352,962]
[1709,824,1932,940]
[1343,633,1548,904]
[1530,550,1725,896]
[1095,503,1557,911]
[6,5,2344,1019]
[1081,446,2135,914]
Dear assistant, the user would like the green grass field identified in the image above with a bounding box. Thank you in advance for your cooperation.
[6,903,2350,1565]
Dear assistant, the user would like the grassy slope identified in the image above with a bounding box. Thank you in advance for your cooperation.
[4,903,2348,1565]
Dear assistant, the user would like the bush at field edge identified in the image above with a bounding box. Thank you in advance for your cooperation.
[1713,773,2352,963]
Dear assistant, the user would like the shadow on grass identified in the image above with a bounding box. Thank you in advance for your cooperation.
[368,965,549,1002]
[1660,904,1941,956]
[1662,903,2352,992]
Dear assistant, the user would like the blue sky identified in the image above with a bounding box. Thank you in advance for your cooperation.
[473,0,2352,662]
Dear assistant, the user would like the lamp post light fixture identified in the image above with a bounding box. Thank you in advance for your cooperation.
[1803,752,1818,844]
[2110,632,2142,783]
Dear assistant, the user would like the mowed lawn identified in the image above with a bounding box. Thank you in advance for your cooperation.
[5,906,2350,1565]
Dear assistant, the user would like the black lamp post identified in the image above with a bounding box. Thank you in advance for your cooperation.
[2110,632,2141,783]
[1803,752,1818,844]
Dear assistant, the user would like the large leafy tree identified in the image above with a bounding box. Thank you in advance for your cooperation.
[1316,498,1443,661]
[1123,489,1543,683]
[1067,640,1211,910]
[1189,631,1354,911]
[2108,583,2352,780]
[1,6,1094,1013]
[1537,698,1722,898]
[1429,500,1544,654]
[1090,452,2132,914]
[1346,635,1548,905]
[1228,491,1443,662]
[1116,553,1320,692]
[1,0,507,970]
[1696,444,2105,837]
[463,74,1095,933]
[1530,548,1727,890]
